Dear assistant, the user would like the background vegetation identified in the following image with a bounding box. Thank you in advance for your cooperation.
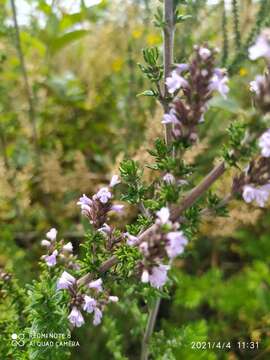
[1,0,270,359]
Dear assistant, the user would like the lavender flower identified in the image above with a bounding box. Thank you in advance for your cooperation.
[125,232,139,246]
[77,194,92,207]
[166,231,188,259]
[249,30,270,60]
[57,271,76,290]
[148,264,170,289]
[93,307,103,326]
[95,187,112,204]
[83,295,97,313]
[156,207,170,225]
[110,175,121,187]
[209,69,229,98]
[250,75,265,95]
[41,239,51,247]
[165,70,188,94]
[46,228,57,241]
[258,129,270,157]
[44,250,58,267]
[163,173,175,184]
[98,223,111,235]
[111,204,124,213]
[242,184,270,207]
[162,110,179,125]
[89,278,103,292]
[198,47,211,60]
[68,307,85,327]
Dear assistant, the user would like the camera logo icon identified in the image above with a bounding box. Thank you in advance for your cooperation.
[11,333,25,347]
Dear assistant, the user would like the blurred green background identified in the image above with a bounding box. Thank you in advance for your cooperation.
[1,0,270,359]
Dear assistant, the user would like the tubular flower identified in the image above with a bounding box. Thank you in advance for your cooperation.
[68,307,85,328]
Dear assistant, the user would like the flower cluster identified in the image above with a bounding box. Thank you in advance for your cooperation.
[163,46,229,143]
[41,228,76,268]
[249,29,270,61]
[127,207,188,289]
[77,175,123,229]
[57,271,118,327]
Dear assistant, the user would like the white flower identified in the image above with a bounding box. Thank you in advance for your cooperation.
[258,129,270,157]
[62,242,73,253]
[125,232,139,246]
[44,250,58,267]
[209,69,229,98]
[95,187,112,204]
[41,239,51,247]
[89,278,103,292]
[242,185,256,203]
[249,31,270,60]
[156,207,170,225]
[165,70,188,94]
[163,173,175,184]
[110,175,121,187]
[149,264,170,289]
[83,295,97,313]
[141,269,149,283]
[166,231,188,259]
[139,242,149,256]
[109,296,119,303]
[250,75,265,95]
[98,223,111,235]
[46,228,57,241]
[68,307,85,327]
[198,47,211,60]
[93,307,103,326]
[57,271,76,290]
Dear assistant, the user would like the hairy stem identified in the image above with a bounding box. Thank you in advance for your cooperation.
[10,0,39,156]
[140,299,161,360]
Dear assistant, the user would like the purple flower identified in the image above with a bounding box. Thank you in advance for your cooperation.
[198,47,211,60]
[125,232,139,246]
[163,173,175,184]
[209,69,229,98]
[243,184,270,207]
[156,207,170,225]
[175,63,189,73]
[62,242,73,253]
[77,194,92,207]
[162,110,179,125]
[250,75,265,95]
[57,271,76,290]
[249,31,270,60]
[98,223,111,235]
[95,187,112,204]
[93,307,103,326]
[83,295,97,313]
[111,204,124,213]
[89,278,103,292]
[68,307,85,327]
[44,250,58,267]
[165,70,188,94]
[149,264,170,289]
[139,242,149,256]
[258,129,270,157]
[46,228,57,241]
[166,231,188,259]
[110,175,121,187]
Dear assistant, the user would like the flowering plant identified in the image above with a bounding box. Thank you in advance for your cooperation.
[2,1,270,359]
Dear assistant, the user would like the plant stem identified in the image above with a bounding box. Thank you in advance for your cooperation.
[163,0,175,146]
[140,298,161,360]
[10,0,39,156]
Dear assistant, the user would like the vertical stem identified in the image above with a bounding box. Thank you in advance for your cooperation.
[141,2,175,359]
[221,0,228,66]
[140,299,161,360]
[10,0,39,156]
[163,0,175,146]
[232,0,241,50]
